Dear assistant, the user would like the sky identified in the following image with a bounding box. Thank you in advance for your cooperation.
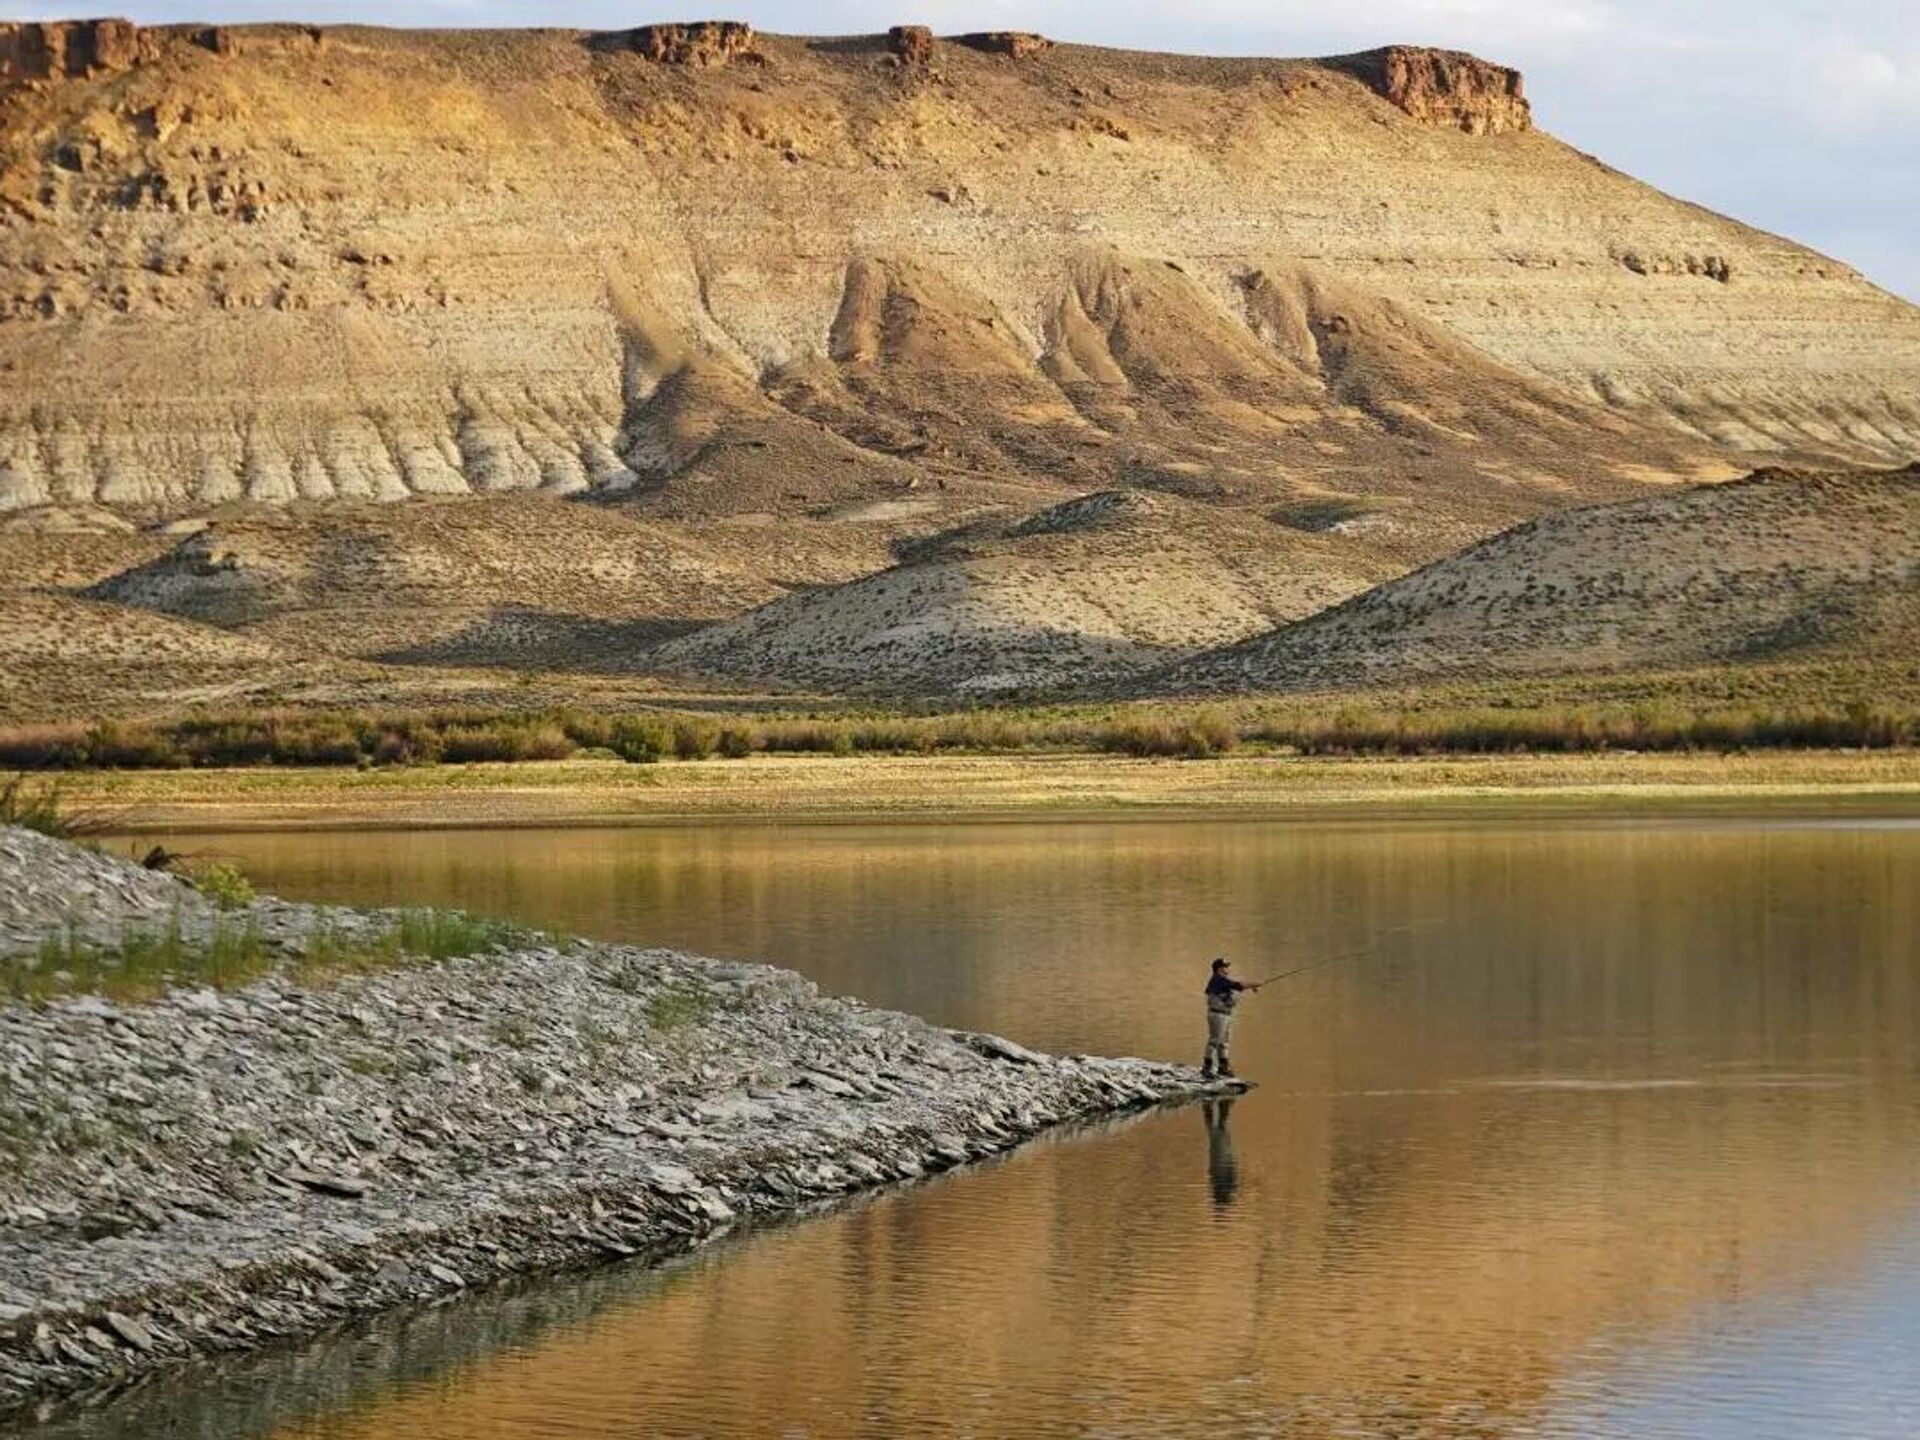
[26,0,1920,301]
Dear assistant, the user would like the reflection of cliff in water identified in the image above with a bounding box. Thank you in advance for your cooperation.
[189,819,1920,1067]
[101,817,1920,1439]
[248,1062,1918,1439]
[33,1111,1167,1440]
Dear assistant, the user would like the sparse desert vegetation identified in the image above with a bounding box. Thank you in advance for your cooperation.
[4,902,519,1003]
[8,913,274,1003]
[1166,466,1920,695]
[653,490,1398,693]
[4,657,1916,781]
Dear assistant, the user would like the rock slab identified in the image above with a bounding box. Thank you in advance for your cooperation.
[0,827,1243,1418]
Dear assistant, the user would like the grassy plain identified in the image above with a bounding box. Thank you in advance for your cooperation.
[43,750,1920,833]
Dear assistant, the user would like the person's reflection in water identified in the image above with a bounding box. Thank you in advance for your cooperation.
[1203,1098,1240,1209]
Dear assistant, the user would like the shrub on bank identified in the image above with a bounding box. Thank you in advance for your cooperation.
[84,720,187,768]
[609,717,672,764]
[439,722,573,765]
[269,719,365,767]
[0,723,89,769]
[671,719,718,761]
[1097,708,1235,758]
[0,695,1914,774]
[190,862,256,911]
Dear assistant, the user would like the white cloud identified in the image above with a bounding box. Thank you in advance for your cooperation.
[1810,38,1920,134]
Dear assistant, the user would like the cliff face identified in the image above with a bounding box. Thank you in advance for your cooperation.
[613,21,758,67]
[0,22,1915,526]
[0,19,144,84]
[1335,46,1530,135]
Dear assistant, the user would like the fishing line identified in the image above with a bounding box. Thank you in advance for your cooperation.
[1247,919,1438,987]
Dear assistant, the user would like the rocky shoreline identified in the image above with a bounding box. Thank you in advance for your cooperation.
[0,827,1241,1422]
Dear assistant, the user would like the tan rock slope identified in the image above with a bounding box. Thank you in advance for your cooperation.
[21,490,996,694]
[0,489,1015,717]
[656,489,1399,692]
[3,20,1918,708]
[3,18,1915,525]
[85,498,781,665]
[1159,465,1920,694]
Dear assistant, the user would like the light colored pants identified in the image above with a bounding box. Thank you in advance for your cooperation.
[1204,1009,1234,1071]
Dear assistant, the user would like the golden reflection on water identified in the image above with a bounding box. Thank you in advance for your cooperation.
[143,819,1920,1438]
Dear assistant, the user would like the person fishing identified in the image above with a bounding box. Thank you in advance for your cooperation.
[1197,926,1431,1079]
[1202,956,1259,1079]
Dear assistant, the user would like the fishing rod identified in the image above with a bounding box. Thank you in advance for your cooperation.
[1244,920,1433,988]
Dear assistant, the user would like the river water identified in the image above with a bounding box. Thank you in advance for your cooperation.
[69,816,1920,1437]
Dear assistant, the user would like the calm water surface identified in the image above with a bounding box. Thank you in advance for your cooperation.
[70,817,1920,1438]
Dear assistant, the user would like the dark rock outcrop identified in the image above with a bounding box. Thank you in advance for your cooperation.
[1334,45,1531,135]
[190,25,238,56]
[622,20,755,67]
[0,18,143,85]
[888,24,934,70]
[955,31,1054,61]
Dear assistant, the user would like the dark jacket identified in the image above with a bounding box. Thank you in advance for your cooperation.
[1206,973,1247,1014]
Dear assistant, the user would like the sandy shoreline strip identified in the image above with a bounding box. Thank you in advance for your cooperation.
[36,751,1920,833]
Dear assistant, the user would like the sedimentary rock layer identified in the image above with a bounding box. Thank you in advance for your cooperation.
[1,21,1915,519]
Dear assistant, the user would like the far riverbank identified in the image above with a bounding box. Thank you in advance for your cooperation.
[37,751,1920,833]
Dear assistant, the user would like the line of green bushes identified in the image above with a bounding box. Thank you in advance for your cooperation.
[1243,702,1917,756]
[0,698,1911,772]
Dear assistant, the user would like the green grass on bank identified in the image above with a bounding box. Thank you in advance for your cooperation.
[12,914,275,1003]
[3,907,520,1004]
[297,908,519,981]
[2,663,1917,772]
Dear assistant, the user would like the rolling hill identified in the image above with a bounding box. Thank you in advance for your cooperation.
[1159,466,1920,695]
[655,489,1399,692]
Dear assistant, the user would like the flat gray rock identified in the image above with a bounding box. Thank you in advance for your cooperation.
[0,826,1231,1420]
